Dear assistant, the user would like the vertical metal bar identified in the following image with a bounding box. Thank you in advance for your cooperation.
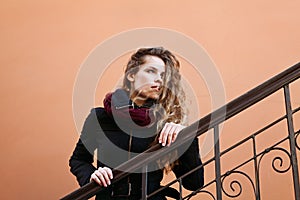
[179,178,183,200]
[214,125,222,200]
[284,85,300,200]
[142,165,148,199]
[252,136,261,200]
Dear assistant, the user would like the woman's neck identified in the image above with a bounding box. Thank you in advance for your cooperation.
[131,96,147,107]
[129,90,148,106]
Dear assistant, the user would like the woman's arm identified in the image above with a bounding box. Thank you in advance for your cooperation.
[69,109,101,186]
[158,123,204,190]
[69,138,96,186]
[172,138,204,191]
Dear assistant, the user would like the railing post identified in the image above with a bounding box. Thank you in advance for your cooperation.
[284,85,300,200]
[214,125,222,200]
[252,136,261,200]
[179,178,183,200]
[142,165,148,199]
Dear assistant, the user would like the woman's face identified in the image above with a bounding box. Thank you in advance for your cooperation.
[128,55,165,105]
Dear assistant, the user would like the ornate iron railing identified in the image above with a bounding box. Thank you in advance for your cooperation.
[61,62,300,200]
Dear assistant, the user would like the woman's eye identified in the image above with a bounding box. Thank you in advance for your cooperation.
[147,69,155,73]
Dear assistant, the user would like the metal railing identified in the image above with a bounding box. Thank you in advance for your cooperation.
[61,62,300,200]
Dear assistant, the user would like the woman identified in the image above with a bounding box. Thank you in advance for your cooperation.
[69,47,204,200]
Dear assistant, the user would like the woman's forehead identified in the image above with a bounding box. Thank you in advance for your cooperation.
[142,56,165,70]
[144,55,164,64]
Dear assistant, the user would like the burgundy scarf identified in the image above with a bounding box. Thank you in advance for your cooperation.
[103,89,156,127]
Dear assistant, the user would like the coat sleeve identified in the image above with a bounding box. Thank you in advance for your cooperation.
[69,109,100,186]
[172,138,204,191]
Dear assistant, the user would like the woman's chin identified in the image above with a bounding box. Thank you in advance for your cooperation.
[148,94,160,100]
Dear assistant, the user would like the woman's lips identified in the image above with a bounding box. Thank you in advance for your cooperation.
[151,85,160,91]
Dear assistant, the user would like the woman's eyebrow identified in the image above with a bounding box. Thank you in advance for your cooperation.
[146,66,158,71]
[144,65,165,73]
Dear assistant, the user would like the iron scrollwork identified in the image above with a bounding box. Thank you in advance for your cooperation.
[258,147,292,174]
[221,170,256,198]
[295,130,300,151]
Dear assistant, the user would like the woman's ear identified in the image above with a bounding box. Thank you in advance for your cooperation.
[127,73,135,82]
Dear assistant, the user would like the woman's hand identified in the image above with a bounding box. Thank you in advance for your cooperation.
[159,122,186,147]
[90,167,113,187]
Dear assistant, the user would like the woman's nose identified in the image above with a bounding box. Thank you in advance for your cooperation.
[155,74,163,83]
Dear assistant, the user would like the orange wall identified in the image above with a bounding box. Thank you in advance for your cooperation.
[0,1,299,199]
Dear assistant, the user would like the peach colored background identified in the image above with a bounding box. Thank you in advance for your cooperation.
[0,1,299,199]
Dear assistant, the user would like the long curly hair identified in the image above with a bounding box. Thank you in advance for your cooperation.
[122,47,187,171]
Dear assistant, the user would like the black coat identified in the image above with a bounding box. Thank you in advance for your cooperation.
[69,105,204,200]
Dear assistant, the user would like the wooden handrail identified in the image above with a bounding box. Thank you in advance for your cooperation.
[61,62,300,200]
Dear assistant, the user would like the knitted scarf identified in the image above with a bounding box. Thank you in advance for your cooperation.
[103,89,156,128]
